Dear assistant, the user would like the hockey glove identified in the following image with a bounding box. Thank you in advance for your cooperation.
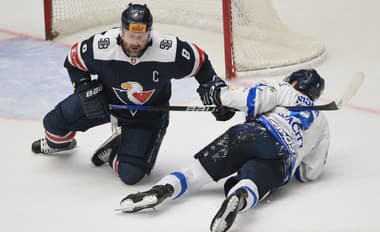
[212,107,236,121]
[76,80,109,120]
[197,76,226,106]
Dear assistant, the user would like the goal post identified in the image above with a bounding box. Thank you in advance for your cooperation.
[44,0,325,79]
[222,0,235,78]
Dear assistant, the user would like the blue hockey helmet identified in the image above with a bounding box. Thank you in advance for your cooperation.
[121,3,153,33]
[284,69,325,100]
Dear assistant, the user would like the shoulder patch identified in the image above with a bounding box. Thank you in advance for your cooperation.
[159,39,173,50]
[92,30,124,61]
[98,38,111,49]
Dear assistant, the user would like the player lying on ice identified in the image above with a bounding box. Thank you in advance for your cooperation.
[118,69,330,232]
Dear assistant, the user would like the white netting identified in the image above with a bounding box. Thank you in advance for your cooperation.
[48,0,324,73]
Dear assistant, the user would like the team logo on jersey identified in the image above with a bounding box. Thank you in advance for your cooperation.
[160,39,172,50]
[113,81,155,105]
[98,38,110,49]
[131,57,137,65]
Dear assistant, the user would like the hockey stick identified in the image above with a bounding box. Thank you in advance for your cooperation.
[110,72,364,112]
[109,104,230,112]
[287,72,365,111]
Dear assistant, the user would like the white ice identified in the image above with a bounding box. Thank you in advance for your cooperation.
[0,0,379,232]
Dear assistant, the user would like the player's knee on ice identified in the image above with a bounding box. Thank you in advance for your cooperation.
[118,162,146,185]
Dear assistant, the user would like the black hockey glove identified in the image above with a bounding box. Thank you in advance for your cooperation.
[197,76,226,106]
[76,80,109,120]
[212,107,236,121]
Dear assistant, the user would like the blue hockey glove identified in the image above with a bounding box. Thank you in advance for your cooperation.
[197,76,226,106]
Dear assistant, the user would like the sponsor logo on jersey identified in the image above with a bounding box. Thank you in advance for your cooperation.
[268,118,296,155]
[113,81,155,105]
[278,112,304,148]
[256,83,277,92]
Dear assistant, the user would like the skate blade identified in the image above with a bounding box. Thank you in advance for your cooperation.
[211,196,239,232]
[116,195,158,213]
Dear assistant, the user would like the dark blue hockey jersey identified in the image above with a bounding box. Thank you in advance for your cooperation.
[64,28,217,125]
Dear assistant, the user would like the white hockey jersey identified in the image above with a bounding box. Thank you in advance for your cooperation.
[220,80,330,183]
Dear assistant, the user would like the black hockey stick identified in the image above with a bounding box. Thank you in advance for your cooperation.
[109,104,229,112]
[110,72,364,112]
[289,72,364,111]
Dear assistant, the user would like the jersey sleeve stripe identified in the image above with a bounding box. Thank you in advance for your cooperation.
[68,42,88,72]
[188,43,205,77]
[247,87,257,117]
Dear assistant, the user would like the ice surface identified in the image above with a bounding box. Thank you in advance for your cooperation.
[0,0,379,231]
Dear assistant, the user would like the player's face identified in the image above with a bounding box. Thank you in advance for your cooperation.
[121,30,150,57]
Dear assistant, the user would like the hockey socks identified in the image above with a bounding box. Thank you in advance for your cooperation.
[226,179,259,212]
[118,160,213,212]
[156,160,213,199]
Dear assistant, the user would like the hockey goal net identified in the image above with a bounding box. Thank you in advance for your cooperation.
[44,0,324,78]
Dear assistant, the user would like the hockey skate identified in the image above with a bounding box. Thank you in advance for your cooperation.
[91,129,121,166]
[118,184,174,213]
[210,188,248,232]
[31,138,77,154]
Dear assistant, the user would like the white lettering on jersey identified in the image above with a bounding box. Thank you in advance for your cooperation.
[182,48,191,60]
[153,71,159,82]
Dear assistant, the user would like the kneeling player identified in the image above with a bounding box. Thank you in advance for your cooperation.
[31,3,230,185]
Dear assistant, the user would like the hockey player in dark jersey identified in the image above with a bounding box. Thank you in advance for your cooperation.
[118,69,329,232]
[31,3,234,185]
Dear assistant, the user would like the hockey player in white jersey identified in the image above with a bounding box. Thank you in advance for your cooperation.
[118,69,329,232]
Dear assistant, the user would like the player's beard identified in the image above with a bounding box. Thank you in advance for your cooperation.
[123,42,148,57]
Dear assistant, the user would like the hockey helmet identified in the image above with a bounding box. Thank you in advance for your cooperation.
[284,69,325,100]
[121,3,153,33]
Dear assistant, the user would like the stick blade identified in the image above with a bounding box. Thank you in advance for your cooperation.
[335,72,365,109]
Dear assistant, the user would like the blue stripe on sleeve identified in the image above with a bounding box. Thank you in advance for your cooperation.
[247,87,257,117]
